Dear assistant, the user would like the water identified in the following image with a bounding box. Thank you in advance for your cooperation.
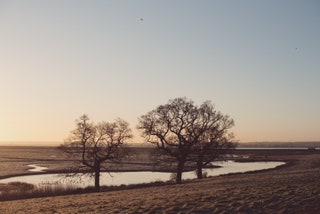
[27,164,48,172]
[0,161,284,188]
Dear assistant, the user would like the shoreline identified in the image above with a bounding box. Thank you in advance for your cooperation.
[0,158,287,180]
[0,152,320,214]
[0,153,319,213]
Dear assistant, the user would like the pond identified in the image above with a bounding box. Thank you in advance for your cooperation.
[0,161,285,188]
[27,164,48,172]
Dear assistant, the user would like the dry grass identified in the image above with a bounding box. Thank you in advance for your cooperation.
[0,146,71,178]
[0,148,319,213]
[0,182,95,202]
[0,146,156,178]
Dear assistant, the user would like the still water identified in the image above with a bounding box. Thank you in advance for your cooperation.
[0,161,284,188]
[27,164,48,172]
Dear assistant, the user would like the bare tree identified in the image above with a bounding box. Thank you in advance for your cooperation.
[137,98,201,183]
[59,115,132,191]
[191,101,236,179]
[137,98,236,183]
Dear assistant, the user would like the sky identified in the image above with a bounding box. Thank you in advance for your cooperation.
[0,0,319,145]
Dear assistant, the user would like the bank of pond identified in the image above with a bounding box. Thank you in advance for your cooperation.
[0,161,285,189]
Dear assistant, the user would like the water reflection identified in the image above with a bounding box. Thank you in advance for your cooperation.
[0,161,284,188]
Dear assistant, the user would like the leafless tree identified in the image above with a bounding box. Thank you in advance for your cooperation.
[191,101,236,179]
[137,98,199,183]
[59,115,132,191]
[137,98,236,183]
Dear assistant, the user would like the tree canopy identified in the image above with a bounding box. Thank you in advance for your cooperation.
[59,115,132,191]
[137,97,236,183]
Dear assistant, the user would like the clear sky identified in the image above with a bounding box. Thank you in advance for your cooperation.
[0,0,319,145]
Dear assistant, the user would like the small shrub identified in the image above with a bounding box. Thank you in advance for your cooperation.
[8,182,35,192]
[202,171,208,178]
[170,173,177,181]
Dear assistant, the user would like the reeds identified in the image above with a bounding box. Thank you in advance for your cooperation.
[0,180,172,201]
[0,182,92,201]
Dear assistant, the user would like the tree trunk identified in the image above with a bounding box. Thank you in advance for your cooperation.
[176,161,184,184]
[196,160,203,179]
[94,164,101,191]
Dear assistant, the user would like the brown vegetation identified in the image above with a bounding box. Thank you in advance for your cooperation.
[0,147,319,213]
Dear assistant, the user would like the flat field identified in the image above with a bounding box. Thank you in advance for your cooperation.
[0,146,157,178]
[0,147,319,213]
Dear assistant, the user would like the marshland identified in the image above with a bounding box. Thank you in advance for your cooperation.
[0,145,320,213]
[1,1,320,213]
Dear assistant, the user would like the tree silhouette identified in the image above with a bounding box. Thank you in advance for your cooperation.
[191,101,236,179]
[59,115,132,191]
[138,97,236,183]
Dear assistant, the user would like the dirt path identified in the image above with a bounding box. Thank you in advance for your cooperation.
[1,153,320,213]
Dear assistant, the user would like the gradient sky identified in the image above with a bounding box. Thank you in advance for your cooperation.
[0,0,319,144]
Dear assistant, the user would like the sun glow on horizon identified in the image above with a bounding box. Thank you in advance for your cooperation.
[0,1,319,144]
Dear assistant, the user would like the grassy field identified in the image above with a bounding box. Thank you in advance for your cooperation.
[0,146,319,213]
[0,146,158,179]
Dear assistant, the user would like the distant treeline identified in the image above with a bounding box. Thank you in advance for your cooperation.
[239,142,320,148]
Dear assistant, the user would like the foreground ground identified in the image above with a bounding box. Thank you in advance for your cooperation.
[0,148,319,213]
